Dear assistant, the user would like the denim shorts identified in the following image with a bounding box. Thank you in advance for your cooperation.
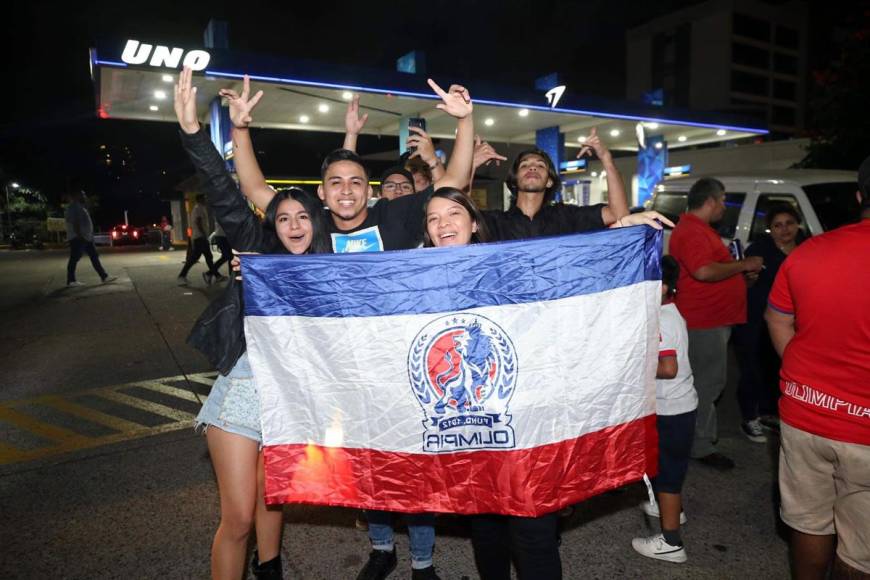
[195,352,262,443]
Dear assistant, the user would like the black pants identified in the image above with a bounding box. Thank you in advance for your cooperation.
[471,512,561,580]
[733,321,781,421]
[67,238,108,283]
[212,236,232,276]
[179,237,218,278]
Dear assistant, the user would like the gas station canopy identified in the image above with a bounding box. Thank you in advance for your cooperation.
[91,38,768,151]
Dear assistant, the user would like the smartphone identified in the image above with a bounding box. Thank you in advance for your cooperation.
[407,117,427,154]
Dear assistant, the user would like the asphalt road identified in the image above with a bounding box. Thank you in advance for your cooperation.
[0,246,790,579]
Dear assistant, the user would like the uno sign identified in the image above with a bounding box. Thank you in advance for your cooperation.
[121,39,211,71]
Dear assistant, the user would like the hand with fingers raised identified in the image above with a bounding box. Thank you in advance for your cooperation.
[428,79,473,119]
[219,75,264,130]
[576,127,612,162]
[174,67,201,134]
[345,94,368,136]
[472,135,508,173]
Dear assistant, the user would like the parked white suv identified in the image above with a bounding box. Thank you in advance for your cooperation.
[648,170,859,251]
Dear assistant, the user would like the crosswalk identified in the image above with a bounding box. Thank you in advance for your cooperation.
[0,372,217,466]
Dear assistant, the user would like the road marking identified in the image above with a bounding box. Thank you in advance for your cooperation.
[100,390,196,422]
[0,372,217,466]
[38,396,144,433]
[131,381,203,404]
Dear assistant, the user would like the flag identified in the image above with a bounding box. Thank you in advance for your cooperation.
[243,226,661,517]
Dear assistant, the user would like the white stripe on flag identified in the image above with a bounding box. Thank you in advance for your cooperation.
[246,281,659,452]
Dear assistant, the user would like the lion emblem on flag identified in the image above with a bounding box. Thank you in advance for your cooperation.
[408,313,517,453]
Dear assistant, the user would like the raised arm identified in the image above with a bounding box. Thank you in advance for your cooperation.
[174,67,270,251]
[578,128,630,225]
[343,94,368,153]
[218,76,275,212]
[427,80,474,191]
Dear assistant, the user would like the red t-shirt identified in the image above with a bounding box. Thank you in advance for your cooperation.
[768,220,870,445]
[670,213,746,329]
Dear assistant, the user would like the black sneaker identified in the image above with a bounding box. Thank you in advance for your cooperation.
[412,566,442,580]
[695,452,735,471]
[356,549,397,580]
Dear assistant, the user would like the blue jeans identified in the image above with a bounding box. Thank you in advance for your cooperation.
[67,238,108,283]
[366,510,435,569]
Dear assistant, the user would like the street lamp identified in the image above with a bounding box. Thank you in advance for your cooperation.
[5,182,19,242]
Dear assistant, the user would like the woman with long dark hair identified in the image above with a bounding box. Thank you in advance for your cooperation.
[174,67,330,580]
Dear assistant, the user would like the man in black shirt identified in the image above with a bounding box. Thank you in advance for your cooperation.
[473,135,672,580]
[225,77,474,253]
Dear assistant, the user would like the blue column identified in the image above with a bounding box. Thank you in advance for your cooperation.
[637,135,668,207]
[535,127,564,202]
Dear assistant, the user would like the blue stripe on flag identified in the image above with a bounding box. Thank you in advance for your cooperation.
[243,225,662,318]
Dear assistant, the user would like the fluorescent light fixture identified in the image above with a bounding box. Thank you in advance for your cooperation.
[299,115,310,123]
[654,141,664,150]
[644,122,659,129]
[162,74,173,83]
[678,135,687,142]
[590,171,598,177]
[149,105,159,111]
[318,103,330,113]
[518,108,529,117]
[11,182,20,188]
[153,90,167,100]
[484,118,495,127]
[716,129,727,136]
[609,129,620,137]
[577,135,587,143]
[341,91,354,101]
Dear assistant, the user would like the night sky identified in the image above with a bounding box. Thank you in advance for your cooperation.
[1,0,859,228]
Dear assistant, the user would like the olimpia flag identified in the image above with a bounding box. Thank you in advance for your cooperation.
[243,226,661,517]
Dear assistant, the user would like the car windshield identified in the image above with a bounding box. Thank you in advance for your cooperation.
[802,182,861,231]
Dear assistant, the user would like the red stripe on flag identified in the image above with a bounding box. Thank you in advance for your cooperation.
[263,415,658,517]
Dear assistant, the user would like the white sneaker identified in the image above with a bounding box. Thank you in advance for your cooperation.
[102,275,117,284]
[632,534,687,563]
[741,418,767,443]
[640,500,687,524]
[67,281,85,287]
[177,276,189,286]
[168,246,176,251]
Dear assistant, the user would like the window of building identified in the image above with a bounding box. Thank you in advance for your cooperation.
[773,79,797,101]
[775,25,800,50]
[731,70,769,97]
[773,52,798,76]
[733,13,771,42]
[771,105,796,126]
[732,42,769,70]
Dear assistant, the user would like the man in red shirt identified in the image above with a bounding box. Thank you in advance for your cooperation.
[669,178,763,469]
[765,157,870,579]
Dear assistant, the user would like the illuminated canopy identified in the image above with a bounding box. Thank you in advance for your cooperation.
[91,38,768,152]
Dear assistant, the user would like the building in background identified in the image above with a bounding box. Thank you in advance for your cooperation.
[627,0,808,137]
